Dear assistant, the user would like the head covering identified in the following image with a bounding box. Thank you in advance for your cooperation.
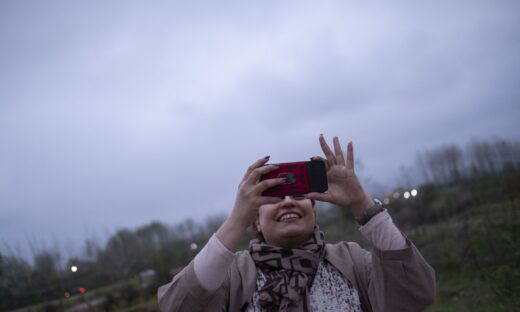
[249,226,325,311]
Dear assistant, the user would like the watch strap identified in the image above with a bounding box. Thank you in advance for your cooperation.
[355,200,385,225]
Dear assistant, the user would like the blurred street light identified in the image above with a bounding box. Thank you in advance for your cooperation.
[71,265,78,273]
[411,189,418,197]
[190,243,198,250]
[404,192,410,199]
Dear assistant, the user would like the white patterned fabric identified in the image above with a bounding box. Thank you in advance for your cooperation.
[248,260,361,312]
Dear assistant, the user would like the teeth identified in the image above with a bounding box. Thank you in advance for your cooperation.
[279,213,300,221]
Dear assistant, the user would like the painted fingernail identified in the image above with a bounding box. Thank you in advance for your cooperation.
[264,155,270,160]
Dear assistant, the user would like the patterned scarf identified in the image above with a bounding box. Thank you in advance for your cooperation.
[249,226,325,312]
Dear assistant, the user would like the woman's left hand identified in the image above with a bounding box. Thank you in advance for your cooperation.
[306,135,374,215]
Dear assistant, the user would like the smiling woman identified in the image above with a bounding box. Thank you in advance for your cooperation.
[157,135,436,312]
[255,196,316,248]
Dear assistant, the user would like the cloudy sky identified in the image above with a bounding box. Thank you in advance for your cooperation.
[1,0,519,260]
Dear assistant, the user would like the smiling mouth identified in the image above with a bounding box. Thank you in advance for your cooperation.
[278,213,302,222]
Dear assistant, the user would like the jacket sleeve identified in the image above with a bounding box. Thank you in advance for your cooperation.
[357,238,436,312]
[157,260,230,312]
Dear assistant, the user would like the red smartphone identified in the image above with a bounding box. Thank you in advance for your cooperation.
[260,160,328,197]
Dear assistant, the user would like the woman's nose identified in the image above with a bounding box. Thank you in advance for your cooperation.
[280,195,305,201]
[280,196,296,204]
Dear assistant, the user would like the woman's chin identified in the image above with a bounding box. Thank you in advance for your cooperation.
[270,226,313,247]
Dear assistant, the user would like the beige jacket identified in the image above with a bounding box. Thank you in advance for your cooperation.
[158,239,435,312]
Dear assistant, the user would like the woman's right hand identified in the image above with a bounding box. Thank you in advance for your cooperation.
[230,156,285,228]
[216,156,284,251]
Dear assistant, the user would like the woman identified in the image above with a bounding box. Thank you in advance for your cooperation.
[158,135,436,311]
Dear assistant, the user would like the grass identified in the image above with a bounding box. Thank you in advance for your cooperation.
[410,199,520,311]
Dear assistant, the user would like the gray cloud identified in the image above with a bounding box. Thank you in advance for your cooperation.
[1,0,519,259]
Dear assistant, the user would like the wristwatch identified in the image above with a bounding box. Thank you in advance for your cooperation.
[355,198,385,225]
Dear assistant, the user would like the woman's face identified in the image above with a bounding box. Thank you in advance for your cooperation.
[255,196,316,248]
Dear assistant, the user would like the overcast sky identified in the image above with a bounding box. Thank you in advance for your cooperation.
[1,0,519,260]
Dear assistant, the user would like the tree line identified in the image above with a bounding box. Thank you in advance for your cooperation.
[410,138,520,186]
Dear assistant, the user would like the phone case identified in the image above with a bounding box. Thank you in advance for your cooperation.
[260,161,327,197]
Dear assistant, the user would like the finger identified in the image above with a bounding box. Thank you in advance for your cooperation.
[245,164,279,184]
[333,136,346,165]
[310,156,329,171]
[255,177,286,193]
[347,141,354,171]
[242,156,270,181]
[319,134,336,166]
